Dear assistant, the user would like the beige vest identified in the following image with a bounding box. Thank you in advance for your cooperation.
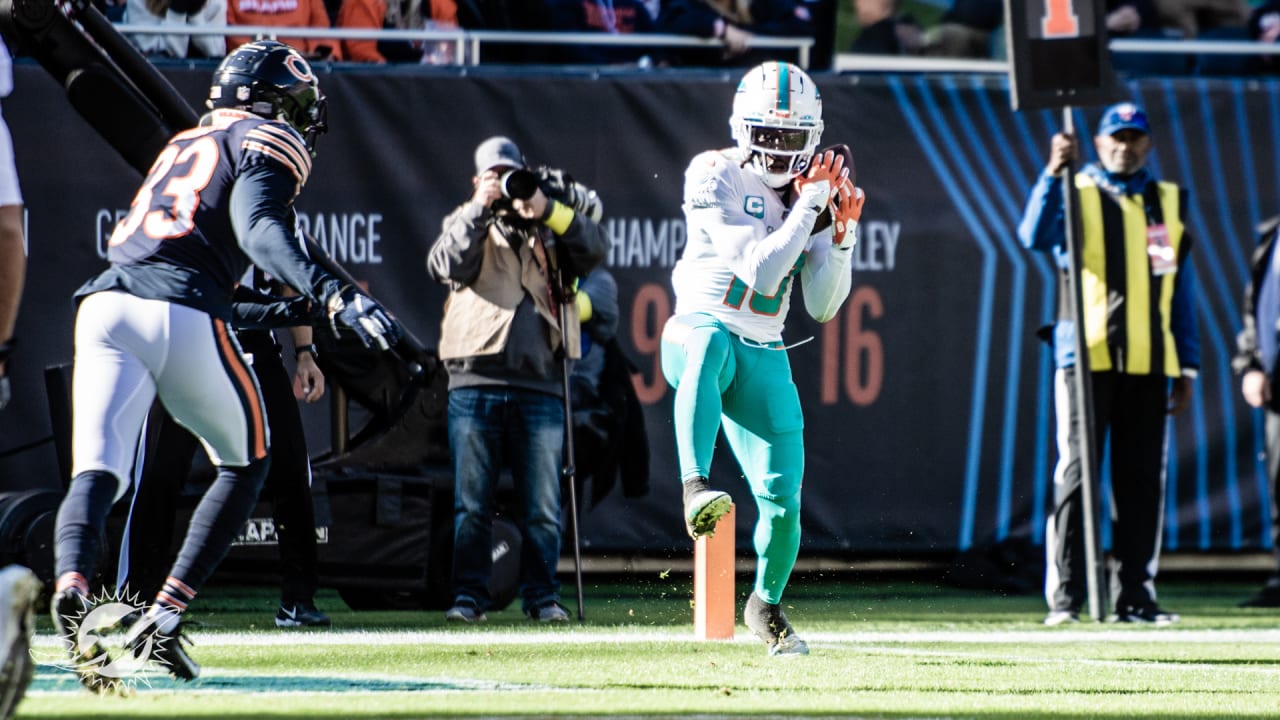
[438,224,582,361]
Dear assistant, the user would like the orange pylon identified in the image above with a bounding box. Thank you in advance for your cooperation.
[694,504,735,640]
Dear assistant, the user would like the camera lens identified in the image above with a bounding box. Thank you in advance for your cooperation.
[500,169,538,200]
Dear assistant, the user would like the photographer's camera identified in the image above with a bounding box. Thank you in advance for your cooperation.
[500,169,539,200]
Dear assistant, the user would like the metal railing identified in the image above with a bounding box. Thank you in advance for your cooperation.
[833,37,1280,74]
[112,24,816,68]
[112,23,1280,76]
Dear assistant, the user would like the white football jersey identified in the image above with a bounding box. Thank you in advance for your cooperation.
[0,37,10,99]
[672,148,832,344]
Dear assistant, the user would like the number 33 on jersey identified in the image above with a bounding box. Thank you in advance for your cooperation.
[108,111,312,293]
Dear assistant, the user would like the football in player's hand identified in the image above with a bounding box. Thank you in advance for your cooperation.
[819,143,856,186]
[812,143,856,233]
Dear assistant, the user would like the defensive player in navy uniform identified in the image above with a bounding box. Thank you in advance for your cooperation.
[50,40,401,690]
[660,61,864,656]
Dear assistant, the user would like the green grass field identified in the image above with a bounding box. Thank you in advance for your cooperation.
[18,574,1280,719]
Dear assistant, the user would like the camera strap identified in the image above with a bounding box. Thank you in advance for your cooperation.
[529,230,562,321]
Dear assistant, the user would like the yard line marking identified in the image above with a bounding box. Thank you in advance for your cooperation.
[30,628,1280,647]
[831,643,1280,674]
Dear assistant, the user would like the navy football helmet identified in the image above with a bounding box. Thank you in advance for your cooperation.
[207,40,328,153]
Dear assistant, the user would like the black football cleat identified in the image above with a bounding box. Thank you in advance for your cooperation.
[744,591,809,657]
[682,477,732,540]
[122,614,200,682]
[49,588,117,694]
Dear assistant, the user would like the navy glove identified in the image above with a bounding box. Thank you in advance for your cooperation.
[326,286,402,351]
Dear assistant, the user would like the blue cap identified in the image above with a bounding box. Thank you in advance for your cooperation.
[1097,102,1150,136]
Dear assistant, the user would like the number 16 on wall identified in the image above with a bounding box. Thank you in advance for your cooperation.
[819,285,884,407]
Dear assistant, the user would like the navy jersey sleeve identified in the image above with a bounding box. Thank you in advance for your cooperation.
[81,111,336,320]
[229,116,343,304]
[230,165,340,305]
[238,119,313,193]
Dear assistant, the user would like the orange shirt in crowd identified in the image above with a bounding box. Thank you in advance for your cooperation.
[226,0,343,59]
[337,0,456,63]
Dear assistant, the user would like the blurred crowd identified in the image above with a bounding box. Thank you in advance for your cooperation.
[88,0,832,68]
[30,0,1280,73]
[850,0,1280,76]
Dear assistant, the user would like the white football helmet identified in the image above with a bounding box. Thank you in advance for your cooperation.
[729,61,824,189]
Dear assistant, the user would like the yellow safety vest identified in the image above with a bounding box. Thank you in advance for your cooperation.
[1075,174,1184,377]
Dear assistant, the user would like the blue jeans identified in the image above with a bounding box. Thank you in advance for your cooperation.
[448,386,564,613]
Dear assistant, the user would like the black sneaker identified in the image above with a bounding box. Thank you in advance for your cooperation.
[444,599,487,623]
[49,588,115,693]
[744,592,809,657]
[122,614,200,681]
[1239,582,1280,608]
[1110,604,1180,626]
[525,601,570,622]
[275,600,331,628]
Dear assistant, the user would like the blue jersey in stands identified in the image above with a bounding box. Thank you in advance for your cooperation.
[76,109,316,320]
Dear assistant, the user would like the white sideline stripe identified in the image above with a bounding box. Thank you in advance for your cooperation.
[31,628,1280,647]
[817,629,1280,644]
[835,645,1280,676]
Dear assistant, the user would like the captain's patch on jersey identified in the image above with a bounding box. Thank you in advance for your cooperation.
[744,195,765,218]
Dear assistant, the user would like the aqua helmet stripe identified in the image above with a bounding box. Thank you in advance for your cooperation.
[776,62,790,112]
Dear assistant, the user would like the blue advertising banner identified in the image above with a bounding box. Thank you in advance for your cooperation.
[1,62,1273,558]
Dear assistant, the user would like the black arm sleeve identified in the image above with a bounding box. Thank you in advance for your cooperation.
[556,208,607,283]
[230,286,312,330]
[230,166,343,305]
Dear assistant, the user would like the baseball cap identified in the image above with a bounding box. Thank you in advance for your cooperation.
[474,136,524,174]
[1097,102,1150,137]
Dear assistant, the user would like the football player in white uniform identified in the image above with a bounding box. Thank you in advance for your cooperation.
[660,61,864,656]
[0,565,38,720]
[0,34,24,411]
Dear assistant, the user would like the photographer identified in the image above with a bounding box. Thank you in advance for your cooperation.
[427,136,606,623]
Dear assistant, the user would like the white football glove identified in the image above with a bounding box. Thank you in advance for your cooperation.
[832,181,865,250]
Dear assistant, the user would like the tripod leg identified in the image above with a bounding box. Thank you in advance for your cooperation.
[558,305,586,623]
